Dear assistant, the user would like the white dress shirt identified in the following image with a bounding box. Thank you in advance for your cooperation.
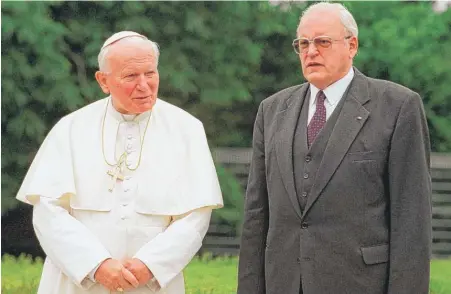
[308,67,354,124]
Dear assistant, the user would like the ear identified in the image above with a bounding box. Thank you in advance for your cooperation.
[95,71,110,94]
[349,36,359,59]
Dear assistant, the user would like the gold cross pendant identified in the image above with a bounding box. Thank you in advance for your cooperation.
[107,165,124,192]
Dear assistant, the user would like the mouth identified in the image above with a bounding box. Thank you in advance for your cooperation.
[306,62,323,67]
[133,95,151,100]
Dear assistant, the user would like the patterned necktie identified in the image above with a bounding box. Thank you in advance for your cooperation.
[307,90,326,148]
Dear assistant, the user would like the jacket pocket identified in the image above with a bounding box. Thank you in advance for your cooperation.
[360,244,389,265]
[347,151,386,162]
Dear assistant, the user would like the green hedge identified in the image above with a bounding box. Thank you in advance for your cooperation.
[2,254,451,293]
[212,164,245,234]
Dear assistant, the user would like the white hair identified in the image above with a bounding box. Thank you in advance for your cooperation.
[300,2,358,37]
[98,36,160,71]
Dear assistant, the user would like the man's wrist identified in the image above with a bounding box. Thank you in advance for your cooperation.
[89,258,110,282]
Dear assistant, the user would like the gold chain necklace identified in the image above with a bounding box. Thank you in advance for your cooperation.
[101,99,152,171]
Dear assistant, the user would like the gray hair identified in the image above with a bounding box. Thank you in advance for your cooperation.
[98,37,160,72]
[300,2,358,37]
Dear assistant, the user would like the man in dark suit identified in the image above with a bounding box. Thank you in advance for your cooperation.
[237,2,431,294]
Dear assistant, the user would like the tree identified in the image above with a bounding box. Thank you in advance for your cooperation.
[346,1,451,152]
[2,1,450,215]
[2,2,79,213]
[1,1,289,214]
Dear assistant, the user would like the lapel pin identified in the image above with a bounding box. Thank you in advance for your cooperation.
[356,116,362,120]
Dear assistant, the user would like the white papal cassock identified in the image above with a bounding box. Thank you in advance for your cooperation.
[16,97,224,294]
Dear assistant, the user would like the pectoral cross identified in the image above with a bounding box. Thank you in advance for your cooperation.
[107,153,126,192]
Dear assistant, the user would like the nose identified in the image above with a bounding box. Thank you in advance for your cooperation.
[136,75,149,91]
[306,42,319,56]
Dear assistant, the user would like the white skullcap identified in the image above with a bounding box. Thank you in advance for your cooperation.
[101,31,147,50]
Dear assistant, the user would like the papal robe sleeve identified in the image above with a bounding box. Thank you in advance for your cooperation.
[137,208,212,290]
[16,117,111,289]
[33,197,111,289]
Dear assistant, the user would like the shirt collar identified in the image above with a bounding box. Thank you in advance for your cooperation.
[107,96,153,123]
[309,67,354,107]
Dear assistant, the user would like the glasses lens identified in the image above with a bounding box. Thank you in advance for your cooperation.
[314,37,332,48]
[298,39,310,50]
[292,39,300,54]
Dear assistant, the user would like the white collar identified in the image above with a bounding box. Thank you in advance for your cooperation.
[107,96,153,123]
[309,67,354,107]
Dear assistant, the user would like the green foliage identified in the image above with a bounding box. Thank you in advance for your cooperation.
[344,1,451,152]
[212,164,245,233]
[2,2,451,214]
[2,254,451,293]
[1,254,42,293]
[1,2,77,214]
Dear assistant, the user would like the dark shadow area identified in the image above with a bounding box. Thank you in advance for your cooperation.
[1,204,45,258]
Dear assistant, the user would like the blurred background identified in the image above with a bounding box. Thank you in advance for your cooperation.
[1,1,451,293]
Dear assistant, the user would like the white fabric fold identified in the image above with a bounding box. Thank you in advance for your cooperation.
[135,208,212,289]
[33,197,111,291]
[16,97,223,294]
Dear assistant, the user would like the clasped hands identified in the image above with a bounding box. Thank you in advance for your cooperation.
[94,258,154,292]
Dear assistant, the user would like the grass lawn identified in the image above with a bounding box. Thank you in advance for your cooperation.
[430,259,451,294]
[184,255,238,294]
[2,254,450,293]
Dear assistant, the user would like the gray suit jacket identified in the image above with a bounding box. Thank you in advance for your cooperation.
[237,68,432,294]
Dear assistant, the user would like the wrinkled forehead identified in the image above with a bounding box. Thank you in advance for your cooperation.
[108,41,157,69]
[297,10,344,37]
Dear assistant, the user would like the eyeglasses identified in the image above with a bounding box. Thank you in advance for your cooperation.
[292,36,352,54]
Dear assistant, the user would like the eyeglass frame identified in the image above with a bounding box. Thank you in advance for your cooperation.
[292,35,353,54]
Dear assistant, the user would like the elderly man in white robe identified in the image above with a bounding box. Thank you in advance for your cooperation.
[16,31,223,294]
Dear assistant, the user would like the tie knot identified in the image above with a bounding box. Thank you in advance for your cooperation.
[316,90,326,105]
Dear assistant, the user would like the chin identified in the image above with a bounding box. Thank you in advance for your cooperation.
[133,106,151,114]
[135,101,155,113]
[305,72,324,82]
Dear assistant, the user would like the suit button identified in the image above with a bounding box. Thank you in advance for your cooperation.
[301,192,307,197]
[305,155,311,162]
[301,223,308,229]
[303,173,309,179]
[296,257,301,264]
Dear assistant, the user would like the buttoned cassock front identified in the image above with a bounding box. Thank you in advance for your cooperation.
[16,98,223,294]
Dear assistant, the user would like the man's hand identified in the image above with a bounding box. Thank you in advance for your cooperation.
[123,258,154,286]
[94,258,139,291]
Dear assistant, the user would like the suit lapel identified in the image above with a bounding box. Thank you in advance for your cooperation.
[302,69,371,218]
[275,84,309,220]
